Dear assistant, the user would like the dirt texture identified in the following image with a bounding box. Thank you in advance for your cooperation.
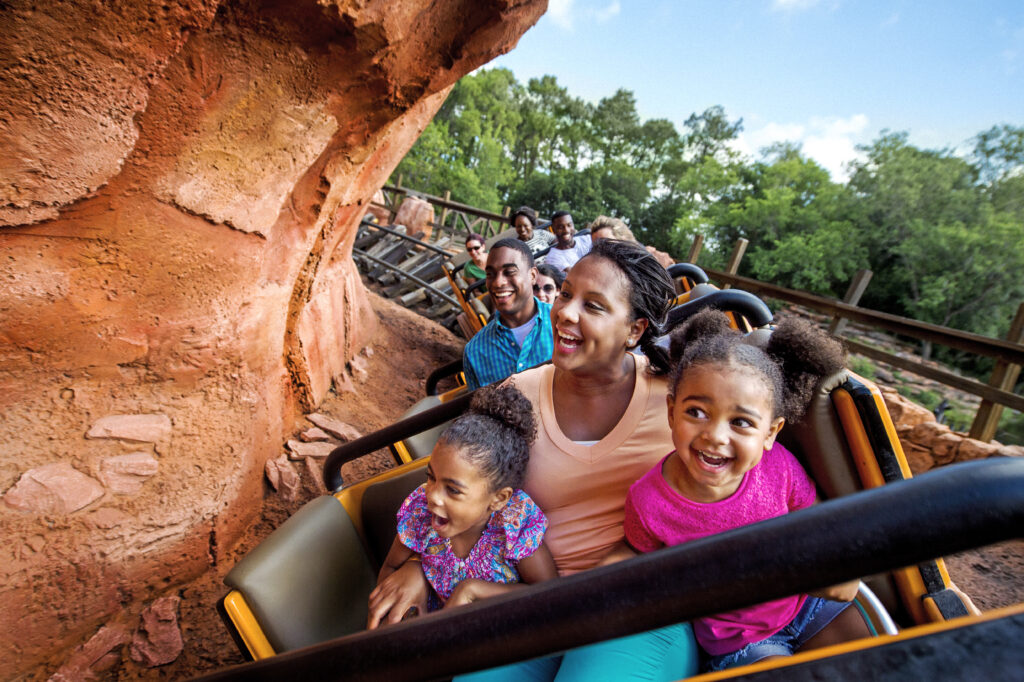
[0,1,545,677]
[36,291,464,681]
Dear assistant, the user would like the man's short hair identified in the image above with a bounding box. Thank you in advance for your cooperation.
[489,238,535,269]
[551,210,572,223]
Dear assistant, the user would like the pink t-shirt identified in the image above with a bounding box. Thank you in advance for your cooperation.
[624,443,817,656]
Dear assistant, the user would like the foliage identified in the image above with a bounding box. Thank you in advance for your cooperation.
[847,356,876,380]
[391,68,1024,361]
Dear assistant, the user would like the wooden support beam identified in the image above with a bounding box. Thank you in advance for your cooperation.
[686,234,704,264]
[722,238,748,290]
[970,302,1024,441]
[829,269,873,336]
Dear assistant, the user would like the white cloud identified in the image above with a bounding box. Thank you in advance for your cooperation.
[546,0,620,30]
[732,114,870,181]
[548,0,576,30]
[771,0,821,12]
[595,1,621,23]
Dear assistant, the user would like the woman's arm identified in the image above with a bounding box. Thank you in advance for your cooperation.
[367,555,430,629]
[376,536,415,583]
[596,540,637,567]
[445,541,558,609]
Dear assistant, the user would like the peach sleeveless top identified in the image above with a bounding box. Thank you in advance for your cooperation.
[510,355,674,575]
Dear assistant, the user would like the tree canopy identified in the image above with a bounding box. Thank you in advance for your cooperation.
[391,68,1024,345]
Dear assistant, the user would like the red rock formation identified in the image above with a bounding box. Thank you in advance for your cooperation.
[0,0,545,676]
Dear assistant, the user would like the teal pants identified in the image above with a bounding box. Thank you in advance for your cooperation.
[455,622,699,682]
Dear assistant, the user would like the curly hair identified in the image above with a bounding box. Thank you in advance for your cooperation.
[580,239,675,374]
[667,308,846,423]
[510,206,537,228]
[438,384,537,490]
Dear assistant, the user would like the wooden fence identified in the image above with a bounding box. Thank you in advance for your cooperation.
[373,179,513,243]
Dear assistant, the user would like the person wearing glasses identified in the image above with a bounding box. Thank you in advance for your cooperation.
[533,264,565,305]
[463,233,488,283]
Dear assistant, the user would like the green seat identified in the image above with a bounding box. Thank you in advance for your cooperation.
[220,464,428,658]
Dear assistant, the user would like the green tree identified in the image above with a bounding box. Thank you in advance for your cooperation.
[848,131,1024,354]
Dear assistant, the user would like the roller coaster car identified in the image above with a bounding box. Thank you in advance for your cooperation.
[213,312,1022,680]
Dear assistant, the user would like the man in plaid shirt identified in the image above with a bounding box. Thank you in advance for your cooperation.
[463,238,554,390]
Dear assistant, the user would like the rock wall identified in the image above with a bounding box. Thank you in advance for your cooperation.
[0,0,545,676]
[879,387,1023,473]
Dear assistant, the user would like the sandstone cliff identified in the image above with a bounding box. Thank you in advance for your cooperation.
[0,0,544,675]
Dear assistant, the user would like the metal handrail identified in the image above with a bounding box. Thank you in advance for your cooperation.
[200,458,1024,682]
[666,262,710,284]
[352,249,460,309]
[666,289,773,329]
[322,391,475,491]
[358,218,456,257]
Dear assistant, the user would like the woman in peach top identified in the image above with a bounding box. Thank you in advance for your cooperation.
[370,240,699,681]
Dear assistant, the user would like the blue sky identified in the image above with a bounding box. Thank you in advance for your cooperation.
[489,0,1024,180]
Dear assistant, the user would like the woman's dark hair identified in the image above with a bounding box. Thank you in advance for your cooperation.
[580,239,675,374]
[465,232,485,246]
[439,384,537,490]
[667,308,846,423]
[510,206,537,227]
[535,263,565,288]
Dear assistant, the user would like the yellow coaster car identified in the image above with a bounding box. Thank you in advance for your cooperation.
[211,301,1023,681]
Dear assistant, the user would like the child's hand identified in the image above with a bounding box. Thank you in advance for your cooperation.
[811,579,861,602]
[367,560,429,629]
[445,578,493,608]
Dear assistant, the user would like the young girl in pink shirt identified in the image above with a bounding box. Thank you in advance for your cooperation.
[623,309,870,672]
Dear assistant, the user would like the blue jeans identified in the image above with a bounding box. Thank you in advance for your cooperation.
[455,622,699,682]
[704,597,851,672]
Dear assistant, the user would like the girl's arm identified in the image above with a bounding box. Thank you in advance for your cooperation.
[376,536,415,584]
[517,540,557,583]
[444,541,558,609]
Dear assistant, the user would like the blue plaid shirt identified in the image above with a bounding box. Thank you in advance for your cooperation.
[463,298,553,390]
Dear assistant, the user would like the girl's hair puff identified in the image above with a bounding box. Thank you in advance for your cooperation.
[582,239,675,374]
[439,384,537,490]
[668,309,845,424]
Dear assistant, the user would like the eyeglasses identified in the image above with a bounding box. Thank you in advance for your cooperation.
[466,245,482,252]
[533,284,557,293]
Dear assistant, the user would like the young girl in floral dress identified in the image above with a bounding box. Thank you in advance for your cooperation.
[369,384,557,621]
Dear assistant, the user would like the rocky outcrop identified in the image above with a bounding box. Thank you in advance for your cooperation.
[0,0,545,677]
[879,387,1023,473]
[393,196,437,241]
[129,597,184,668]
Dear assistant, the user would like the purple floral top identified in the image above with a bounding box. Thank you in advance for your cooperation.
[397,484,547,607]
